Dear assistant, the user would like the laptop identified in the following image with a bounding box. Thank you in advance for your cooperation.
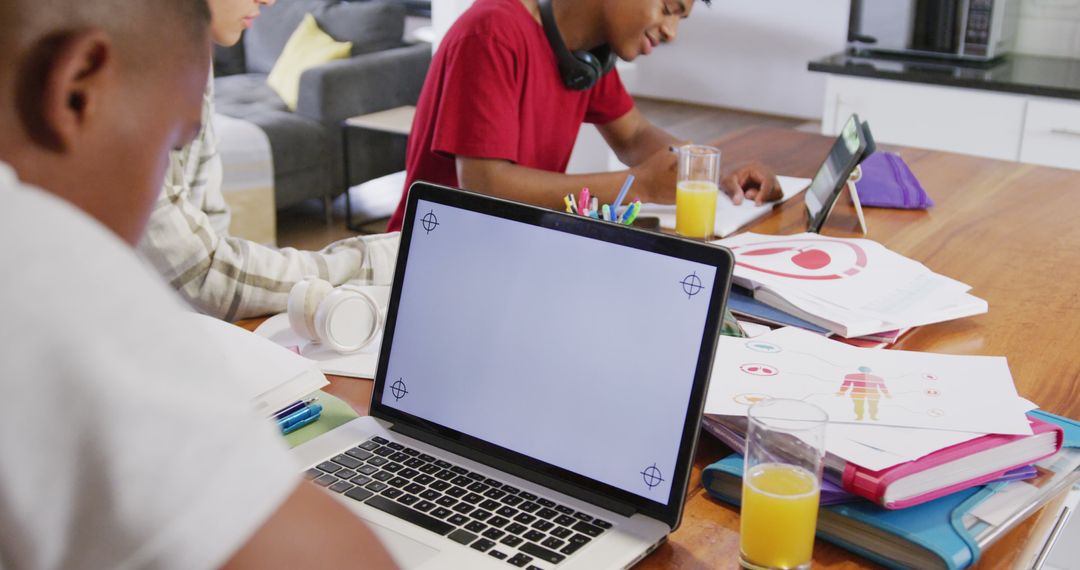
[293,182,735,569]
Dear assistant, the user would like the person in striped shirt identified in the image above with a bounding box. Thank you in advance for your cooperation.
[137,0,400,322]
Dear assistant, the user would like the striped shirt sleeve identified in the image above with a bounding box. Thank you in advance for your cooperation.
[136,74,399,321]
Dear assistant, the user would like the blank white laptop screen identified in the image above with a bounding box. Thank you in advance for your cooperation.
[380,199,717,505]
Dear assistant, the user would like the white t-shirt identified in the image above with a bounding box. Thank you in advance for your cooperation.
[0,162,300,569]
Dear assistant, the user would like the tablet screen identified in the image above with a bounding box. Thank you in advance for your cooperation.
[805,115,867,232]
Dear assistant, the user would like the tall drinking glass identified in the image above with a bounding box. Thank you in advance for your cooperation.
[675,144,721,239]
[739,399,828,570]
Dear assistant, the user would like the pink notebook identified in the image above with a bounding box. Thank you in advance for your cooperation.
[842,416,1063,509]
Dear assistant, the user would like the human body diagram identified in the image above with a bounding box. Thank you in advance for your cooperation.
[708,328,1030,436]
[834,366,891,421]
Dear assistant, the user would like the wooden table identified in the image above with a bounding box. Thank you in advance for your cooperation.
[344,105,416,136]
[242,126,1080,568]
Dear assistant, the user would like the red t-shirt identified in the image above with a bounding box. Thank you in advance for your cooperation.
[386,0,635,231]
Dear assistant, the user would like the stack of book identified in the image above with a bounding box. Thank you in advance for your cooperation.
[715,232,987,339]
[727,284,910,348]
[700,422,1079,570]
[701,327,1079,568]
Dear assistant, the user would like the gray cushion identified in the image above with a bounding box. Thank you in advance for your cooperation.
[244,0,406,74]
[256,114,333,178]
[214,73,330,177]
[214,73,288,116]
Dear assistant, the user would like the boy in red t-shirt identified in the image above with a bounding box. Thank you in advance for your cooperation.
[387,0,780,231]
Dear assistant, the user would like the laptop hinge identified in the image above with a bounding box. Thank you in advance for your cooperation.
[390,422,638,518]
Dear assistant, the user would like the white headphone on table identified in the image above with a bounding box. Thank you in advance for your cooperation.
[287,277,384,354]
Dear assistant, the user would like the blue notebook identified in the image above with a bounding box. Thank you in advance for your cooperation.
[727,285,829,334]
[702,410,1080,570]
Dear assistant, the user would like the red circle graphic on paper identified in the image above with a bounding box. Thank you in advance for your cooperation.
[731,238,868,280]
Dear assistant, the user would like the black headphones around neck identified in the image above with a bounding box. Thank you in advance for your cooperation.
[538,0,616,91]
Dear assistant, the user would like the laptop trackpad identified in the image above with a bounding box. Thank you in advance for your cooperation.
[367,520,440,568]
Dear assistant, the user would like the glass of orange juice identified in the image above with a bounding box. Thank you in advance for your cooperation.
[675,144,721,239]
[740,398,828,570]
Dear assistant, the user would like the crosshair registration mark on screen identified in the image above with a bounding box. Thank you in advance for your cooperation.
[680,271,704,299]
[420,210,439,234]
[390,378,409,401]
[641,463,665,490]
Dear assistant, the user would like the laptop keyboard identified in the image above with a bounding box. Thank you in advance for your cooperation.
[306,435,612,568]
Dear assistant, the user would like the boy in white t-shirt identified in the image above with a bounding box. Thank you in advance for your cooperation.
[0,1,395,568]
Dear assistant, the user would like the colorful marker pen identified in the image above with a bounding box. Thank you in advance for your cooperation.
[282,413,320,435]
[277,403,323,431]
[611,174,635,220]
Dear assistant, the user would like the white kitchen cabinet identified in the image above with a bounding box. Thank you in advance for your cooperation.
[822,75,1027,161]
[822,74,1080,170]
[1019,98,1080,169]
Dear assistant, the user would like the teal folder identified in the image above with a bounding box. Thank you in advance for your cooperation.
[702,410,1080,570]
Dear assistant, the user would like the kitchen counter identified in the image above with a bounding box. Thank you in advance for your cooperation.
[809,51,1080,101]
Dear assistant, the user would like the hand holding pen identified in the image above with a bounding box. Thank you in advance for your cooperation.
[627,146,681,204]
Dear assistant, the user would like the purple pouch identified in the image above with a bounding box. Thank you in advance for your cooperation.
[855,152,934,209]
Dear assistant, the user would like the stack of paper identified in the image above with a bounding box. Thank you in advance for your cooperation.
[186,313,328,417]
[705,327,1034,472]
[703,328,1063,513]
[715,232,987,338]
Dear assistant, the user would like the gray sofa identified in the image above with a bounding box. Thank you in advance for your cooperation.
[212,0,430,212]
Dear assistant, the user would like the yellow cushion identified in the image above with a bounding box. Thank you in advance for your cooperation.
[267,13,352,110]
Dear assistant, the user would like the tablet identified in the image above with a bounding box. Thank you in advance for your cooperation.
[805,114,876,233]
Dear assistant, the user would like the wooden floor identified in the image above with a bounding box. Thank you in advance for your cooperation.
[276,98,813,250]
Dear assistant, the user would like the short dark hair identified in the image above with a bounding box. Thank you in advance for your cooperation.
[0,0,211,57]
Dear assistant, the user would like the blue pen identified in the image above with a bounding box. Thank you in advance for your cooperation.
[273,397,317,420]
[624,201,642,225]
[620,201,639,224]
[611,174,635,222]
[282,413,320,435]
[277,403,323,431]
[279,404,322,432]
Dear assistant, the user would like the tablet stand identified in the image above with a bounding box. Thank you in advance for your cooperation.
[846,165,869,236]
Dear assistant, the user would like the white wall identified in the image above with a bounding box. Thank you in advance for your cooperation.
[431,0,475,52]
[1015,0,1080,58]
[430,0,619,173]
[621,0,850,120]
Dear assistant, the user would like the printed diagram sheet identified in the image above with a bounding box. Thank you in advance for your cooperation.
[706,327,1032,437]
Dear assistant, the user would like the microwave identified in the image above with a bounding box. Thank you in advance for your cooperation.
[848,0,1019,62]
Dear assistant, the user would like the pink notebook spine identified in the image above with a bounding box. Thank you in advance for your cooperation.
[841,417,1063,510]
